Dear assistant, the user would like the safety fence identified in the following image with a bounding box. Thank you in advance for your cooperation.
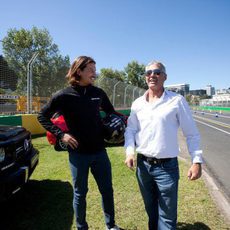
[0,75,145,115]
[95,77,145,109]
[1,53,146,115]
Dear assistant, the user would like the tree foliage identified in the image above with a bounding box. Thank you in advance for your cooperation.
[98,61,147,90]
[124,61,147,89]
[2,26,70,96]
[100,68,125,81]
[0,55,18,91]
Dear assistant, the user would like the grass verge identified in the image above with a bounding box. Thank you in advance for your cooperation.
[1,136,229,230]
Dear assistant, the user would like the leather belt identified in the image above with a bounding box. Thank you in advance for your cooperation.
[137,153,174,165]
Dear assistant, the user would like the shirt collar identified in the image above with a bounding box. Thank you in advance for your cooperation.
[143,88,167,102]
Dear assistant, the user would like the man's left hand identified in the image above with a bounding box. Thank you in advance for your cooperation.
[187,163,202,180]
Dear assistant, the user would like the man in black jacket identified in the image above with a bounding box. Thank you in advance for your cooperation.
[38,56,120,230]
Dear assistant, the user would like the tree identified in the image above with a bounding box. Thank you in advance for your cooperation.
[2,26,70,96]
[96,68,126,103]
[99,68,125,81]
[124,61,147,89]
[185,94,192,105]
[200,95,211,99]
[0,55,18,91]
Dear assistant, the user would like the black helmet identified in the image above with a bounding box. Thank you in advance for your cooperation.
[102,113,126,145]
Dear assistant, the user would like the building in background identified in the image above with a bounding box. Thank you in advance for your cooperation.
[215,88,230,95]
[200,94,230,107]
[189,89,207,96]
[206,85,215,96]
[165,83,190,96]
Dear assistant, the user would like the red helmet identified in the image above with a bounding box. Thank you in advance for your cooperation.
[46,112,68,151]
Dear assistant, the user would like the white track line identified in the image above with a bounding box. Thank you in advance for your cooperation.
[194,119,230,135]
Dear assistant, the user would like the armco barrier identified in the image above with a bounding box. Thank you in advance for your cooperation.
[0,109,131,135]
[0,115,22,126]
[21,114,46,135]
[0,114,46,135]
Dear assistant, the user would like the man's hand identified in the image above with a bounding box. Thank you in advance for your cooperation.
[125,155,136,170]
[187,163,202,180]
[61,133,78,149]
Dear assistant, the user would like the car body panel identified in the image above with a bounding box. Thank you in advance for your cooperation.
[0,125,39,201]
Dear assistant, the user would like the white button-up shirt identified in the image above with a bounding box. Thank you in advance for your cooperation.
[124,90,203,163]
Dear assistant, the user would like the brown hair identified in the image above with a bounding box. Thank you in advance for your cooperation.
[66,56,96,86]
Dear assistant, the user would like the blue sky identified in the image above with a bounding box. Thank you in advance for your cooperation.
[1,0,230,90]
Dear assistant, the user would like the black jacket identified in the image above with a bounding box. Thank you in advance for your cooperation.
[37,85,115,153]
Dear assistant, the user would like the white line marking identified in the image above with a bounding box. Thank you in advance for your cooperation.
[193,115,230,128]
[193,111,230,119]
[194,119,230,135]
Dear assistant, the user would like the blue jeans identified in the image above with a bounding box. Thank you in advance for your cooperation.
[136,155,179,230]
[68,149,115,230]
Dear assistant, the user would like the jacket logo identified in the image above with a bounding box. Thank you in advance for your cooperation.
[91,98,100,100]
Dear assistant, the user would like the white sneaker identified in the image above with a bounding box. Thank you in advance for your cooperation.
[106,225,120,230]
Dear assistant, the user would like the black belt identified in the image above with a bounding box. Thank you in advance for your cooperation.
[137,153,175,165]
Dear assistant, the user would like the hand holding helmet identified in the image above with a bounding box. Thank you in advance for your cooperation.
[102,113,127,146]
[47,111,128,150]
[46,112,69,151]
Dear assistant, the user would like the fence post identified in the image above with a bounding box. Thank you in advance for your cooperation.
[132,87,138,101]
[112,81,120,106]
[96,76,103,87]
[124,85,131,108]
[27,52,39,113]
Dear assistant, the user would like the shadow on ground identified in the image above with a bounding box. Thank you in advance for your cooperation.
[0,179,73,230]
[120,222,211,230]
[177,222,211,230]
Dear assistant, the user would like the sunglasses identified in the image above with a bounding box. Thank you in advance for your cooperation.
[145,69,163,76]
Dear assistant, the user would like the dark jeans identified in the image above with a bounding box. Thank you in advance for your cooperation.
[136,155,179,230]
[68,149,115,230]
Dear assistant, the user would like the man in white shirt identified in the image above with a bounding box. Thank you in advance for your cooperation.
[124,60,202,230]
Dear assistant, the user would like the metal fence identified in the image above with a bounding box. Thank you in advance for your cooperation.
[0,69,145,115]
[95,77,145,109]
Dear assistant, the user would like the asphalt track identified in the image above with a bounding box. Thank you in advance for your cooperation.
[178,110,230,223]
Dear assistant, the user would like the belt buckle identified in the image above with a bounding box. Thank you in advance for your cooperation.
[147,158,158,165]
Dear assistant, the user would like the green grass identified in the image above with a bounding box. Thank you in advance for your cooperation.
[1,136,229,230]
